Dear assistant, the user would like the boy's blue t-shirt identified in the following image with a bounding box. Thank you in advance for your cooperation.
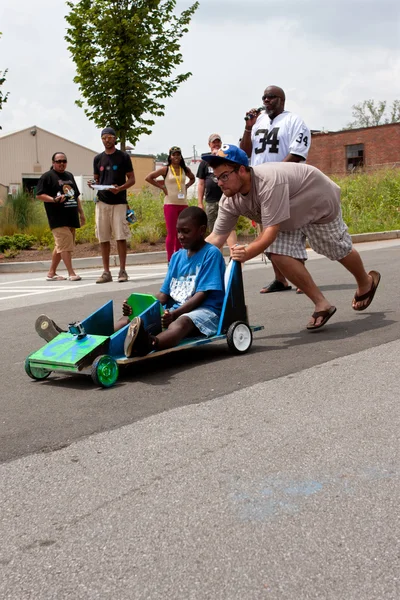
[160,242,226,315]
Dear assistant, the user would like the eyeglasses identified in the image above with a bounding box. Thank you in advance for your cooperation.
[216,168,238,183]
[54,159,67,164]
[262,94,281,101]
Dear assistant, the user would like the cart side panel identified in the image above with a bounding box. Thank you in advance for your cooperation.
[126,293,162,321]
[109,300,163,357]
[81,300,114,336]
[217,260,248,335]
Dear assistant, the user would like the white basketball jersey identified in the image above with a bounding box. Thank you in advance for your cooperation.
[250,110,311,166]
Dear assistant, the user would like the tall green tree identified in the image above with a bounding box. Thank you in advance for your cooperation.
[345,99,400,129]
[0,33,9,118]
[65,0,199,150]
[156,152,168,162]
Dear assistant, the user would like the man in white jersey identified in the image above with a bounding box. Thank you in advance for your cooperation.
[205,145,381,331]
[240,86,310,294]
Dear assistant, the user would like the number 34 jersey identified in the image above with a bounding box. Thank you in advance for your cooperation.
[250,110,311,167]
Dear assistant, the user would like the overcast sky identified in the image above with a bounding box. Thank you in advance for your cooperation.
[1,0,399,158]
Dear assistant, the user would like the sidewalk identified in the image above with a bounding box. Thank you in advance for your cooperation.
[1,230,399,274]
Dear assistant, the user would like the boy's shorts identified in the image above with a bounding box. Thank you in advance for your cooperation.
[176,307,219,337]
[266,212,353,262]
[95,202,130,243]
[52,227,75,253]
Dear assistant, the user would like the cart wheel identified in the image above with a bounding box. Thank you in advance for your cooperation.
[91,355,119,388]
[25,357,51,380]
[226,321,253,354]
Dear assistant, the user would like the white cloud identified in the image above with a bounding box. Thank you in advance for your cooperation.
[1,0,399,159]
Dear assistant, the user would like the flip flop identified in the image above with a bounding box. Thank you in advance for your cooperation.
[296,288,304,294]
[307,306,337,330]
[68,275,82,281]
[260,280,292,293]
[46,274,67,281]
[352,271,381,311]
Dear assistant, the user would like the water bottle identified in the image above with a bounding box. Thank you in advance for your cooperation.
[126,208,136,224]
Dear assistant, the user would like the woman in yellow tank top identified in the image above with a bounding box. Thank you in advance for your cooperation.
[145,146,195,261]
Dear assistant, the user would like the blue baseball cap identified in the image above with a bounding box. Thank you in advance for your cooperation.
[201,144,249,167]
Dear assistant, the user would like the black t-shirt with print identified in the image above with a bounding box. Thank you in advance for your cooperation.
[197,159,222,203]
[36,169,81,230]
[93,149,133,205]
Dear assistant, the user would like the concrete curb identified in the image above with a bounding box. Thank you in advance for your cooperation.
[0,246,232,273]
[0,231,399,274]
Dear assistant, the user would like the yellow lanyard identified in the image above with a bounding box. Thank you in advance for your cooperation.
[170,166,183,192]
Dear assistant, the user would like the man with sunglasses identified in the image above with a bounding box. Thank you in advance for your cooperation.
[205,145,380,331]
[240,86,311,294]
[36,152,85,281]
[89,127,136,284]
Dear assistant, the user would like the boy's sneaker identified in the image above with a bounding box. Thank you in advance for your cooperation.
[96,271,113,284]
[35,315,65,343]
[118,269,129,283]
[124,317,155,358]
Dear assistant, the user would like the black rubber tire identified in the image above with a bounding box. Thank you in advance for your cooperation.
[226,321,253,354]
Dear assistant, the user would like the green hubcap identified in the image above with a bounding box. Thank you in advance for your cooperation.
[97,356,118,386]
[25,357,51,380]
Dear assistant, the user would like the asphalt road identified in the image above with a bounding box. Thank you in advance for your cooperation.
[0,241,399,599]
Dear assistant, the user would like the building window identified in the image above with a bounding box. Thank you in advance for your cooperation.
[346,144,364,171]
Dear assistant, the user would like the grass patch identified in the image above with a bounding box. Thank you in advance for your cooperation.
[1,171,400,258]
[335,169,400,233]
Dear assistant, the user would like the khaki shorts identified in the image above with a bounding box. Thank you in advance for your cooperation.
[52,227,75,253]
[95,202,131,243]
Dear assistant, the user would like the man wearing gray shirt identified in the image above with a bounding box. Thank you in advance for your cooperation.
[205,145,381,331]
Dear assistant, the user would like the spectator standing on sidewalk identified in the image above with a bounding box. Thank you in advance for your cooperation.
[240,85,311,294]
[90,127,136,284]
[197,133,237,247]
[145,146,195,263]
[36,152,85,282]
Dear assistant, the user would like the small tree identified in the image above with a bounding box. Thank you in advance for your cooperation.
[156,152,168,162]
[0,33,9,117]
[345,99,400,129]
[65,0,199,150]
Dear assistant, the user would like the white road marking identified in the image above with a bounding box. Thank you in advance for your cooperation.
[0,271,168,302]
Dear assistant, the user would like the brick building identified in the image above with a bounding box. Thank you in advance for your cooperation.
[306,122,400,175]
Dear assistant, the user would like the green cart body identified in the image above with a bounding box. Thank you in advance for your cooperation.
[25,260,264,387]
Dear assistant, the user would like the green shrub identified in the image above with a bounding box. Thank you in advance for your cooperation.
[336,169,400,233]
[235,216,256,237]
[6,192,35,230]
[130,223,164,247]
[0,233,37,252]
[24,223,50,242]
[0,195,47,235]
[37,230,54,250]
[3,248,19,258]
[2,171,400,255]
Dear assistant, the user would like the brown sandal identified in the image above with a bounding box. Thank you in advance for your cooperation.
[352,271,381,311]
[307,306,337,330]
